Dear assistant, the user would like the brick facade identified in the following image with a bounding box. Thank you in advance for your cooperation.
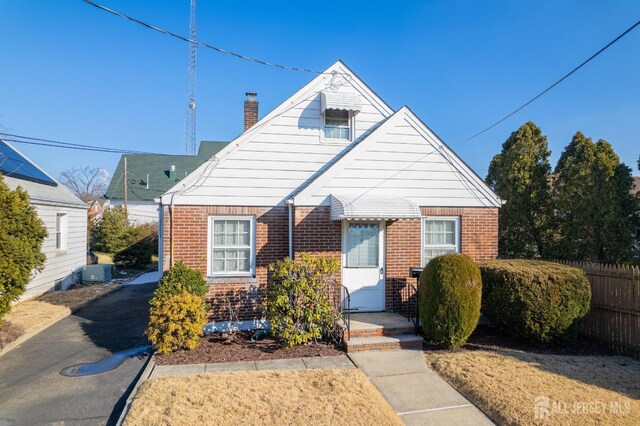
[162,205,288,320]
[384,207,498,311]
[162,204,497,320]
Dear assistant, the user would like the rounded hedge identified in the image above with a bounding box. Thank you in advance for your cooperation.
[479,260,591,342]
[419,254,482,348]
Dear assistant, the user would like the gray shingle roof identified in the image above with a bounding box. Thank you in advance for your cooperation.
[105,141,229,202]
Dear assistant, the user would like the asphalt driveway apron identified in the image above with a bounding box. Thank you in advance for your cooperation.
[0,282,155,426]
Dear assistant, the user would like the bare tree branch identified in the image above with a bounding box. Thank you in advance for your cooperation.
[59,166,110,202]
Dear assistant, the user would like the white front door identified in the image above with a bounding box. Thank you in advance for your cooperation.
[342,221,385,312]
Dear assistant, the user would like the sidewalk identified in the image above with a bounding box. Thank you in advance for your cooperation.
[150,355,355,377]
[349,349,494,425]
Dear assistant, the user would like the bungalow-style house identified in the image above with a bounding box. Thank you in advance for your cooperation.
[159,61,501,323]
[104,141,228,224]
[0,139,87,299]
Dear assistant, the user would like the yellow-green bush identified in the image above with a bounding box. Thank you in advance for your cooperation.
[479,260,591,342]
[418,254,482,348]
[145,291,207,354]
[266,254,341,347]
[153,261,208,300]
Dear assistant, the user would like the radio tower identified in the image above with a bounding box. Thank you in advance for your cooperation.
[185,0,197,155]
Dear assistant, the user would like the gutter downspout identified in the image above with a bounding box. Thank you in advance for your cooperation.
[286,198,294,259]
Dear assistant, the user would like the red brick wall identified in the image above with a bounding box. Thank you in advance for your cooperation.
[162,205,288,320]
[385,207,498,310]
[162,204,497,320]
[293,206,341,260]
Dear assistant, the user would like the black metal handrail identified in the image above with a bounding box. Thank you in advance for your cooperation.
[340,285,351,341]
[391,278,419,328]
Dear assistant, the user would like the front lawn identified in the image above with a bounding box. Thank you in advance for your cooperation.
[426,332,640,425]
[124,369,402,426]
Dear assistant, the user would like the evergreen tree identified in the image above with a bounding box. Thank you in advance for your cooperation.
[553,132,636,263]
[0,175,48,322]
[486,122,553,258]
[92,206,134,254]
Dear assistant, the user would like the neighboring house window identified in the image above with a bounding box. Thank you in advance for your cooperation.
[208,216,255,277]
[423,217,460,264]
[323,109,350,140]
[56,213,67,250]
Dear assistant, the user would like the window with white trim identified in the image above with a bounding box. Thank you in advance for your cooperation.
[423,217,460,264]
[56,213,67,250]
[209,216,255,276]
[323,109,350,140]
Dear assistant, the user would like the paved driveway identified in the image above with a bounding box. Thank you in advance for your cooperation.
[0,283,156,426]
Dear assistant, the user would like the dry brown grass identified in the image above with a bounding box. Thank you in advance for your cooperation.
[125,369,402,426]
[427,349,640,426]
[5,284,120,333]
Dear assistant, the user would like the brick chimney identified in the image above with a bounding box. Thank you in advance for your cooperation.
[244,92,258,131]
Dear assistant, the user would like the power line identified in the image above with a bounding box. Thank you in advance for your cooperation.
[0,132,156,154]
[82,0,323,74]
[463,18,640,143]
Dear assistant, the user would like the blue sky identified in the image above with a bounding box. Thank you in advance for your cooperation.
[1,1,639,181]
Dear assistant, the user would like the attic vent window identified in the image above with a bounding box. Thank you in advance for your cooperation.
[320,92,361,142]
[324,109,350,140]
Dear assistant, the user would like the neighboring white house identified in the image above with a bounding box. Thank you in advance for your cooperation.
[104,141,229,225]
[0,139,87,300]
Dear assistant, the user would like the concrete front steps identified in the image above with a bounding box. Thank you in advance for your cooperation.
[343,312,423,353]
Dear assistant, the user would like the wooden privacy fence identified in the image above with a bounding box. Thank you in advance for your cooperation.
[554,260,640,357]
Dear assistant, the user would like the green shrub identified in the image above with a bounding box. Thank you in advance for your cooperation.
[0,175,48,323]
[418,254,482,348]
[479,260,591,342]
[267,254,342,347]
[153,261,208,300]
[92,206,134,254]
[113,235,155,268]
[145,291,207,354]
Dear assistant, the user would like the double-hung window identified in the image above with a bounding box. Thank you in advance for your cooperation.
[423,217,460,265]
[56,213,67,250]
[209,216,255,277]
[323,109,350,140]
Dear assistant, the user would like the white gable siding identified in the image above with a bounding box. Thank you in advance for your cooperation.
[164,62,393,206]
[22,204,87,300]
[294,108,501,208]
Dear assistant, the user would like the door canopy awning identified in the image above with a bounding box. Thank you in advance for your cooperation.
[330,194,421,221]
[320,92,362,115]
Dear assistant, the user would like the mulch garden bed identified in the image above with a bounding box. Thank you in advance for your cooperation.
[155,331,344,365]
[0,321,25,350]
[423,325,617,357]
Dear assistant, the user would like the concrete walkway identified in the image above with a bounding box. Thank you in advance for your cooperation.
[150,355,355,378]
[126,270,161,286]
[349,350,493,425]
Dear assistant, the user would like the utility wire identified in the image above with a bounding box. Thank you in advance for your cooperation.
[463,18,640,143]
[82,0,323,74]
[0,132,156,154]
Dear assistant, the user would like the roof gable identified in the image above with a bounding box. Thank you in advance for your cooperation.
[161,60,394,206]
[293,107,502,208]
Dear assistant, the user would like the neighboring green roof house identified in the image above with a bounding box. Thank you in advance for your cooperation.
[105,141,228,203]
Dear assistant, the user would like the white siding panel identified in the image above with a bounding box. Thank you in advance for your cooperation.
[295,111,499,208]
[168,62,393,206]
[109,200,159,225]
[23,204,87,300]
